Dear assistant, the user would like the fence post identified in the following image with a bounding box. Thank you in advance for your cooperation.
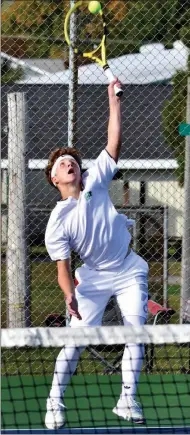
[181,77,190,324]
[1,169,8,244]
[67,0,78,325]
[68,0,78,149]
[163,205,169,308]
[7,92,31,328]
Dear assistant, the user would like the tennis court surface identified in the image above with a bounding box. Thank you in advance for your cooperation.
[2,325,190,434]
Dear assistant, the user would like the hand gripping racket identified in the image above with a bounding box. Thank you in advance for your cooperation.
[64,1,123,97]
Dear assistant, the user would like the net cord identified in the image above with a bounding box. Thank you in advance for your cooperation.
[1,324,190,348]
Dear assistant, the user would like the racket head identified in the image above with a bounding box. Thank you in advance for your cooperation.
[64,1,106,67]
[64,1,123,97]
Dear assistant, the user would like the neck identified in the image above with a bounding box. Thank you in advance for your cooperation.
[59,183,81,200]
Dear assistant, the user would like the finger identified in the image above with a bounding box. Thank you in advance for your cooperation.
[69,309,82,320]
[73,312,82,320]
[69,309,78,316]
[114,79,122,88]
[109,78,118,86]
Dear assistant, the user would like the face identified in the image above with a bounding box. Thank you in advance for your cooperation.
[52,158,81,188]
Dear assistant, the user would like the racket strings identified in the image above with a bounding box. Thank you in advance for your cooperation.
[68,5,107,55]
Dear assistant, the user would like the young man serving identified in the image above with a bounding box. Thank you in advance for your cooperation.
[45,79,149,429]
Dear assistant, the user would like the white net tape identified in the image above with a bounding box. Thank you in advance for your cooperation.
[2,325,190,348]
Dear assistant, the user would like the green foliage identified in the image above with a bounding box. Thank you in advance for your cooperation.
[179,8,190,47]
[1,0,190,59]
[162,71,189,185]
[162,4,190,185]
[106,0,180,48]
[1,59,24,83]
[161,2,190,186]
[1,0,67,58]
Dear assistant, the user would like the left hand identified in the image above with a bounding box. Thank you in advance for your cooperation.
[108,78,123,100]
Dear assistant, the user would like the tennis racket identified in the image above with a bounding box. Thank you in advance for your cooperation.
[64,1,123,97]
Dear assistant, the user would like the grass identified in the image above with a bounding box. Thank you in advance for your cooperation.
[1,262,65,328]
[1,260,181,327]
[2,342,189,377]
[2,259,186,377]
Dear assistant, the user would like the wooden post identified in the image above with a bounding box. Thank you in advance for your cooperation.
[1,169,8,244]
[7,92,31,328]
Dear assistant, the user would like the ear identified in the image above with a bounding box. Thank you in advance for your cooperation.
[52,176,58,186]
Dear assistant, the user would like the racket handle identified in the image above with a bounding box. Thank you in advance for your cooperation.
[104,66,123,97]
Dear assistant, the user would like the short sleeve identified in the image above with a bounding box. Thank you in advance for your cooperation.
[82,149,118,188]
[45,213,70,261]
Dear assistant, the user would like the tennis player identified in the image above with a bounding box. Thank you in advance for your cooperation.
[44,79,149,429]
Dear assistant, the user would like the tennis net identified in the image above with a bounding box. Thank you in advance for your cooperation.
[1,325,190,434]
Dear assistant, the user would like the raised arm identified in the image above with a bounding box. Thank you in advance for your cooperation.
[106,79,122,163]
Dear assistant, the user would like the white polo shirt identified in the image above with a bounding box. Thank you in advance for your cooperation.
[45,150,132,270]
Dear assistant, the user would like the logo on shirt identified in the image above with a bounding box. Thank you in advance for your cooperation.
[85,191,92,201]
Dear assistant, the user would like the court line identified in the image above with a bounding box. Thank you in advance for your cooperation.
[2,426,190,434]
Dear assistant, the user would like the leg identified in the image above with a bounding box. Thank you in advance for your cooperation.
[120,314,146,399]
[116,280,148,400]
[50,269,111,400]
[49,346,84,400]
[45,267,111,428]
[113,261,148,422]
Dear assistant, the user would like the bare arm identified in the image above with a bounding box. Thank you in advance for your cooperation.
[57,259,82,320]
[105,79,122,163]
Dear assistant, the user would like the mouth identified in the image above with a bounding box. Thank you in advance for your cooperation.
[68,168,74,174]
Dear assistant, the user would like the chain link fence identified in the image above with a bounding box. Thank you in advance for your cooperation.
[1,0,190,374]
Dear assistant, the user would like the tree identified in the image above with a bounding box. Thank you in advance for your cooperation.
[2,0,190,59]
[162,7,190,185]
[1,58,24,83]
[1,0,68,58]
[106,0,185,56]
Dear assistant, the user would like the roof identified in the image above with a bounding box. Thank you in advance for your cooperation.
[22,58,66,74]
[1,82,174,162]
[17,41,189,85]
[1,52,49,77]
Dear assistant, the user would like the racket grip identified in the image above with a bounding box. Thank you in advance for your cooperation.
[104,67,123,97]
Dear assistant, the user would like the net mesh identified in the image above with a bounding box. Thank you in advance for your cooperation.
[2,325,190,433]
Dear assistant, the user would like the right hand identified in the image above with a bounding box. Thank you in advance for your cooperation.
[65,293,82,320]
[108,78,122,100]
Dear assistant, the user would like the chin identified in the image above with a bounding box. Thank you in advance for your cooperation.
[67,175,79,183]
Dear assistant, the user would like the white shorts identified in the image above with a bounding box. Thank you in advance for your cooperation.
[70,250,149,327]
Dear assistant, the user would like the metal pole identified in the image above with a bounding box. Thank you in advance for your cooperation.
[163,205,169,308]
[139,181,146,257]
[181,77,190,324]
[68,0,78,148]
[7,92,31,328]
[67,0,78,325]
[133,220,137,252]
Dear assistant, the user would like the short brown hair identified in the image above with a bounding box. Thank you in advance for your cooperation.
[45,147,82,188]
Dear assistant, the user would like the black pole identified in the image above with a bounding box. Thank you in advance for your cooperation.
[139,181,146,257]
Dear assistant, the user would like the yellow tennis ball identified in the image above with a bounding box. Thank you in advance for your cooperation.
[88,1,102,14]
